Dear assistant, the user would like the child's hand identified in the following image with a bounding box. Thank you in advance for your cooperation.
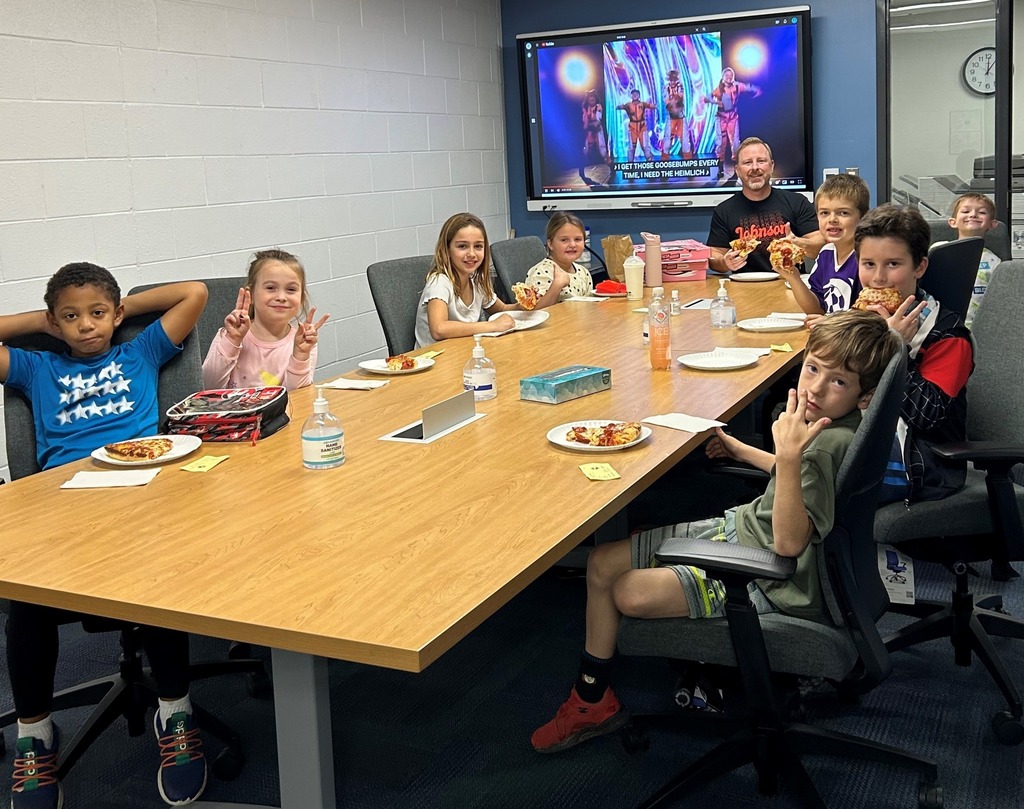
[705,427,745,462]
[885,296,927,344]
[224,287,251,346]
[490,313,516,334]
[772,389,829,463]
[292,307,330,358]
[804,314,826,330]
[552,264,572,291]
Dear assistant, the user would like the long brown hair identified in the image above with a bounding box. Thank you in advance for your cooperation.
[428,213,496,300]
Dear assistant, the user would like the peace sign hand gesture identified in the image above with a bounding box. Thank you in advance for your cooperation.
[224,287,252,346]
[293,307,330,359]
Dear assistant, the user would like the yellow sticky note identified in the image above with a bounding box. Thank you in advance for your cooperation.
[579,463,621,481]
[770,342,793,353]
[417,350,443,360]
[181,455,229,473]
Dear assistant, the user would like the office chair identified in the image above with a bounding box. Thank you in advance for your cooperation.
[366,254,433,355]
[618,352,944,809]
[885,549,908,584]
[490,236,546,302]
[928,220,1013,262]
[0,312,266,779]
[923,237,984,321]
[874,261,1024,746]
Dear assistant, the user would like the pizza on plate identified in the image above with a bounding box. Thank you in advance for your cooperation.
[385,354,417,371]
[103,437,175,462]
[767,239,806,272]
[729,237,760,258]
[565,422,642,447]
[853,287,904,315]
[512,283,540,311]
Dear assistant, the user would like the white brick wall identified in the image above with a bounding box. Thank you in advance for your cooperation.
[0,0,509,481]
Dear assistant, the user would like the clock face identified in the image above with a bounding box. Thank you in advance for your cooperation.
[963,47,996,95]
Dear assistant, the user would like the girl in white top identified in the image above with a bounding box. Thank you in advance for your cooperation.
[414,213,520,348]
[524,212,595,307]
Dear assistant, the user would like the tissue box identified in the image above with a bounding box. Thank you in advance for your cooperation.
[520,365,612,404]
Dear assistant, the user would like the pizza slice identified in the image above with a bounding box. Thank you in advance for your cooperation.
[767,239,806,272]
[385,354,417,371]
[729,237,760,258]
[512,282,540,310]
[853,287,904,314]
[103,437,175,462]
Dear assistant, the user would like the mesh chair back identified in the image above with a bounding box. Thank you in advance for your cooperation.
[924,237,984,321]
[3,317,202,480]
[928,220,1012,261]
[965,261,1024,443]
[491,236,546,302]
[816,351,907,683]
[366,255,433,356]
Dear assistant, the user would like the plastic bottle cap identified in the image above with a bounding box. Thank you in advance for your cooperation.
[653,286,664,296]
[671,290,679,299]
[313,385,329,414]
[473,335,485,358]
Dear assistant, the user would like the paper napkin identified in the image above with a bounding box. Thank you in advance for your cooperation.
[769,312,809,322]
[321,378,390,390]
[565,295,607,302]
[61,469,161,489]
[642,414,726,434]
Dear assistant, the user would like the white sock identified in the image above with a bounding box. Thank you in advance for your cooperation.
[158,694,193,726]
[17,716,54,750]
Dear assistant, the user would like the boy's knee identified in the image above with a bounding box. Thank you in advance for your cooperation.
[611,577,652,618]
[586,541,628,590]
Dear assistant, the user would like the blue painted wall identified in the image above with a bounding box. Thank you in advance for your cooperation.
[500,1,878,249]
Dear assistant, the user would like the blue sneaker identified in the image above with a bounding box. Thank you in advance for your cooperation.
[153,711,206,805]
[11,725,62,809]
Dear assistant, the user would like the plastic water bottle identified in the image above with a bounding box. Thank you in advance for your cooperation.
[463,335,497,401]
[709,279,736,328]
[670,289,681,316]
[649,287,671,370]
[580,226,592,269]
[302,386,345,469]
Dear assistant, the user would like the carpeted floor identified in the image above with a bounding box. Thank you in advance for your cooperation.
[2,557,1023,808]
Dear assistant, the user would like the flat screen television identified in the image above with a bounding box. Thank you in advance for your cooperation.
[517,6,813,211]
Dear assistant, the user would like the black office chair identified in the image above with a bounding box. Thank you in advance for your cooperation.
[0,312,267,780]
[618,351,943,808]
[874,261,1024,746]
[366,255,433,355]
[490,236,546,302]
[928,219,1013,262]
[923,237,984,321]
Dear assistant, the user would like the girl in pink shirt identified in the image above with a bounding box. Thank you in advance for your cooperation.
[202,249,329,390]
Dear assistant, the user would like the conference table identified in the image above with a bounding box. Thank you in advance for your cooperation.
[0,276,809,808]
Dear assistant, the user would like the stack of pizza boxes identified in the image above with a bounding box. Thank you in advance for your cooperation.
[632,239,710,283]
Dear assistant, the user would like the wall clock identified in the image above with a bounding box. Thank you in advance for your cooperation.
[963,47,996,96]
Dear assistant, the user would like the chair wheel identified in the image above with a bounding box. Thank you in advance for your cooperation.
[992,710,1024,745]
[227,641,252,660]
[620,723,649,753]
[673,687,692,709]
[245,669,273,699]
[918,780,943,808]
[211,744,245,780]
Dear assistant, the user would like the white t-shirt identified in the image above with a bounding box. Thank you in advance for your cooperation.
[524,258,595,301]
[414,273,498,348]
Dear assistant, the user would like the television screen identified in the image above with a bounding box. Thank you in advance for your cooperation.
[517,6,812,211]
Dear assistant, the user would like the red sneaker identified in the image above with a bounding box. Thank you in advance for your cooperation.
[531,687,627,753]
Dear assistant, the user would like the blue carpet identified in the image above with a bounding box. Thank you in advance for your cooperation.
[2,558,1023,808]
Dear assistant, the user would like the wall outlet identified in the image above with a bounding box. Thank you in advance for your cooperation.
[845,167,859,176]
[822,167,839,182]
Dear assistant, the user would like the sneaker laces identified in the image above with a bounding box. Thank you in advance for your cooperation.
[12,743,58,792]
[157,717,204,770]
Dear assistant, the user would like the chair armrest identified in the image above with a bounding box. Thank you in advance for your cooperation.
[933,441,1024,469]
[708,457,772,483]
[654,537,796,582]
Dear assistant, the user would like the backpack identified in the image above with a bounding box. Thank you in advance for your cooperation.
[165,387,289,444]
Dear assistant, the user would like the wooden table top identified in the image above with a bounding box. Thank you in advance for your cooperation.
[0,277,808,672]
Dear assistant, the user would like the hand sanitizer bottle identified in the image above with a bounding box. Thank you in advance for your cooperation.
[670,289,681,316]
[302,386,345,469]
[463,336,496,401]
[709,279,736,329]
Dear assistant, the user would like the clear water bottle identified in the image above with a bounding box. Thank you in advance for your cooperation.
[463,336,496,401]
[302,386,345,469]
[709,279,737,328]
[580,226,592,269]
[648,287,671,370]
[670,289,681,316]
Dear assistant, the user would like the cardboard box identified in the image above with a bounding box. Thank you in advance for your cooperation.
[634,240,711,283]
[520,365,612,404]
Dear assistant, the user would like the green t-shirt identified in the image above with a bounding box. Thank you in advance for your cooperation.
[734,409,862,621]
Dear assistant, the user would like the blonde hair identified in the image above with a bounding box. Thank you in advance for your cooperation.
[815,174,870,216]
[428,212,496,301]
[806,310,902,394]
[245,249,310,320]
[950,192,996,219]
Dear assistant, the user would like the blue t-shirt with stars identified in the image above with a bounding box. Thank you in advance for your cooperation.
[5,320,181,470]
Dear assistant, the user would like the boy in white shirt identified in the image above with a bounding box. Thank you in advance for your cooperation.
[937,193,1001,328]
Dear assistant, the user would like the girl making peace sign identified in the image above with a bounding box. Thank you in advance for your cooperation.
[203,249,329,390]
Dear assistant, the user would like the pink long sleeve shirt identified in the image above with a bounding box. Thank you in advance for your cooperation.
[202,327,316,391]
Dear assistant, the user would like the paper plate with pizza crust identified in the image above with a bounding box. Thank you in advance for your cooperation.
[91,434,201,467]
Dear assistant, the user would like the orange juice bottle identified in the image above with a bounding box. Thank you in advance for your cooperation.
[648,287,671,370]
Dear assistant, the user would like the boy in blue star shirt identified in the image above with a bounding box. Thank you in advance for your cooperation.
[0,263,208,809]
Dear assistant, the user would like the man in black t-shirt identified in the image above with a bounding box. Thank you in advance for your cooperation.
[707,137,823,274]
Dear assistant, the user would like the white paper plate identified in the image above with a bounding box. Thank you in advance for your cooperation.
[546,420,652,453]
[678,350,761,371]
[92,434,201,467]
[730,272,781,282]
[594,291,628,297]
[737,318,805,333]
[358,357,435,375]
[488,310,550,330]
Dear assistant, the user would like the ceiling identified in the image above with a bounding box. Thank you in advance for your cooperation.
[889,0,996,30]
